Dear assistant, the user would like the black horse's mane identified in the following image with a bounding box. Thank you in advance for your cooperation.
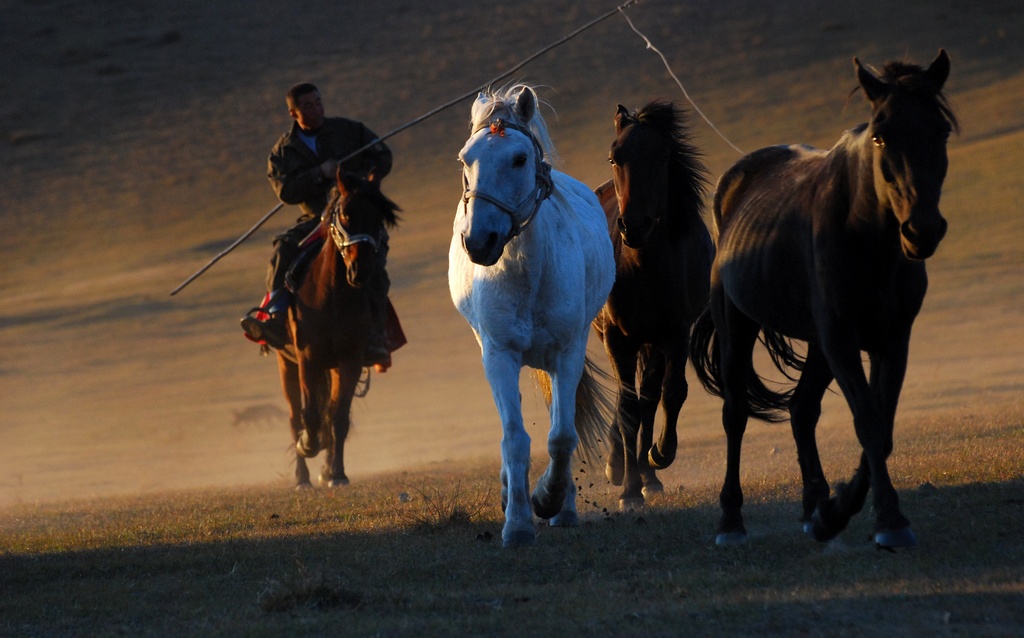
[875,60,960,133]
[632,100,710,228]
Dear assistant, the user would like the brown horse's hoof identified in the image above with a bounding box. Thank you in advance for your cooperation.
[295,431,319,458]
[318,470,349,487]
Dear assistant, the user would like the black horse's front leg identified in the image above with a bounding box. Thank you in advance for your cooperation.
[820,338,915,547]
[789,344,833,533]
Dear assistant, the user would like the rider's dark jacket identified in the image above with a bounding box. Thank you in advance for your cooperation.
[267,116,392,223]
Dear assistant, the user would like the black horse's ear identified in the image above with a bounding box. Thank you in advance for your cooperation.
[924,49,951,93]
[614,104,631,133]
[855,56,888,104]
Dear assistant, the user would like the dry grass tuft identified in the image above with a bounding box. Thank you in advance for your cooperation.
[394,481,493,530]
[257,560,364,613]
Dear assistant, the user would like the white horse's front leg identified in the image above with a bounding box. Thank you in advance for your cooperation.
[534,353,585,527]
[484,347,534,548]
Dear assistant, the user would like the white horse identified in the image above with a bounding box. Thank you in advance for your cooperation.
[449,85,616,548]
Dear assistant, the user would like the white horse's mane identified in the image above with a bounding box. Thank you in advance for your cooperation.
[470,83,560,165]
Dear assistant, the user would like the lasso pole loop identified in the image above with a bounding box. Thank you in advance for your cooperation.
[618,7,745,156]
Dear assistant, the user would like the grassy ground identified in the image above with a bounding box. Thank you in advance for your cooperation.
[3,409,1022,637]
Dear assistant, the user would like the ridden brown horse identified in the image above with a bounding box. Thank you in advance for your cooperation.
[690,50,958,547]
[593,101,713,509]
[278,169,400,488]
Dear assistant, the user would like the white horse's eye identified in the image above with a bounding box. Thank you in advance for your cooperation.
[512,154,527,168]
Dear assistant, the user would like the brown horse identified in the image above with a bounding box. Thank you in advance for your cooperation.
[593,101,713,509]
[690,50,958,547]
[278,169,400,488]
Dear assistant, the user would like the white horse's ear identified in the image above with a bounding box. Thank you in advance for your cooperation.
[476,92,489,108]
[514,86,537,124]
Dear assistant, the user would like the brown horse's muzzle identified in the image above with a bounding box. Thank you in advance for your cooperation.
[617,214,655,249]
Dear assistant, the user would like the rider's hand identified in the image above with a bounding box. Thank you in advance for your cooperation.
[320,158,339,179]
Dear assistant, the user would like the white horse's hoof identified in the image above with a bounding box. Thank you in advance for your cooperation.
[502,529,537,549]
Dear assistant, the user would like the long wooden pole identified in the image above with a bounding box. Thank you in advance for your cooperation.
[169,0,641,296]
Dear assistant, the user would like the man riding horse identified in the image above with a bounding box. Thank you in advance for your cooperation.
[240,82,393,367]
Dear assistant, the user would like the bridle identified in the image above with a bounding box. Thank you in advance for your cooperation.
[326,196,381,255]
[461,118,554,239]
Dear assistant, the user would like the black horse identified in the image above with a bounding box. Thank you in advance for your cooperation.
[690,50,958,547]
[593,101,713,509]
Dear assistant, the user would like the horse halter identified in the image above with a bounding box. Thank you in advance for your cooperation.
[326,198,380,254]
[462,118,554,238]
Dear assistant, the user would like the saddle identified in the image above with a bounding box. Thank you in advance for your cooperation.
[247,291,406,352]
[245,222,407,361]
[284,223,327,293]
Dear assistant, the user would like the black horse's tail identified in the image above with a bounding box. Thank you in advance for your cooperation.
[689,307,798,423]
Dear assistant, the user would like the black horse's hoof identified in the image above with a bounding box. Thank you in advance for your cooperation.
[810,502,849,543]
[641,476,664,498]
[619,494,645,512]
[648,444,676,470]
[874,526,917,549]
[605,461,624,486]
[715,531,748,546]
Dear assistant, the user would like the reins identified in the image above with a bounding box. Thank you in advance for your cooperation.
[462,118,554,238]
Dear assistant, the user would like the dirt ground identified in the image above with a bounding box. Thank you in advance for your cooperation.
[1,0,1021,508]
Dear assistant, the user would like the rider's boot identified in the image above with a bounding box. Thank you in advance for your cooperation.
[240,288,291,350]
[364,288,390,369]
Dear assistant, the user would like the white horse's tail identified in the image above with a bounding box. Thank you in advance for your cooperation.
[533,357,615,464]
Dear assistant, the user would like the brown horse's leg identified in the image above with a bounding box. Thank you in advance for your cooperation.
[788,344,833,532]
[277,354,310,488]
[321,365,358,487]
[295,357,323,459]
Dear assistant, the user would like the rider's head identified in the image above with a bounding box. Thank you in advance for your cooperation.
[286,83,325,132]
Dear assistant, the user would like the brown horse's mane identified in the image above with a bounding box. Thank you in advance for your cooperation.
[631,101,710,231]
[324,181,403,231]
